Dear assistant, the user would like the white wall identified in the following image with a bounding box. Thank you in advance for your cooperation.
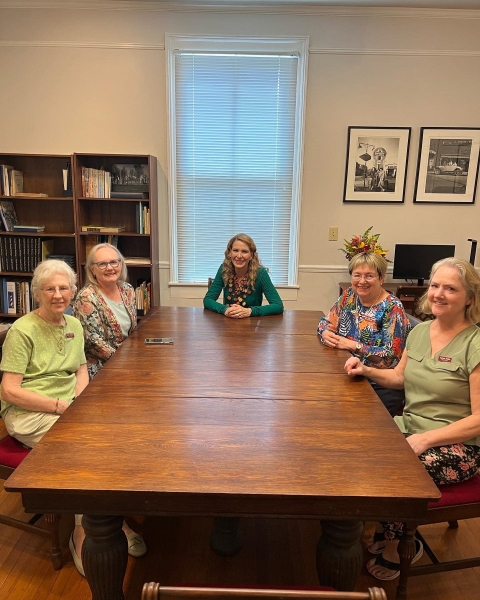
[1,2,479,312]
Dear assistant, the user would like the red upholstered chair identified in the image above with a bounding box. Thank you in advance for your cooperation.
[141,585,387,600]
[0,430,62,569]
[409,473,480,576]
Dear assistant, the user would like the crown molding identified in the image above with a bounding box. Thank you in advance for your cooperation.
[0,40,164,50]
[0,1,479,19]
[1,40,479,58]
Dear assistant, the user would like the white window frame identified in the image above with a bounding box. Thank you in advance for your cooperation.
[166,34,309,286]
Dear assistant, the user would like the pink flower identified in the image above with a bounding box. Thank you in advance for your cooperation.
[81,302,94,315]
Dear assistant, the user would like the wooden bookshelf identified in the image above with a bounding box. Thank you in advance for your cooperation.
[0,153,75,318]
[0,152,159,319]
[73,153,158,308]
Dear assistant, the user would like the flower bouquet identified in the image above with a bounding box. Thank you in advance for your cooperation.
[340,226,390,261]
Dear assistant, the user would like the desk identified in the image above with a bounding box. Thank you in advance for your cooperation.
[6,308,438,600]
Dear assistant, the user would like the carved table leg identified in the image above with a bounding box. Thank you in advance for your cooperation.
[316,519,363,591]
[44,513,62,569]
[396,523,418,600]
[82,515,127,600]
[210,517,243,557]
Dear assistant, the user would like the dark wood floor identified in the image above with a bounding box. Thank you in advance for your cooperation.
[1,488,480,600]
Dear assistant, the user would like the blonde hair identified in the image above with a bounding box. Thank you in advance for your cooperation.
[418,257,480,323]
[348,252,388,278]
[222,233,261,290]
[85,243,127,286]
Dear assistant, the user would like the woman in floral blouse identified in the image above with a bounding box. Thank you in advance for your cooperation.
[73,243,136,379]
[318,252,410,416]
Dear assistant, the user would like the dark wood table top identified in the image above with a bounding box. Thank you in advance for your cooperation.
[7,307,439,523]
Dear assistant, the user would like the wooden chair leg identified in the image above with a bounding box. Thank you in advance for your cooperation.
[45,513,62,569]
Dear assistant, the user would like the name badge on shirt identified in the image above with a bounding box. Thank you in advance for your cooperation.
[438,356,452,362]
[65,332,75,339]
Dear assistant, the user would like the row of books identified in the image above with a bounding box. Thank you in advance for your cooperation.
[0,236,49,273]
[81,167,112,198]
[136,202,150,234]
[0,165,23,196]
[0,278,32,315]
[135,279,151,317]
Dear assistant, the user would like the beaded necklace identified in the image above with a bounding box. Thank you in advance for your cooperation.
[226,274,252,307]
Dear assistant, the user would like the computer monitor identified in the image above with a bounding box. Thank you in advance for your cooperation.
[393,244,455,286]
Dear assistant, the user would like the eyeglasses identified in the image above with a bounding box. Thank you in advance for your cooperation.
[351,274,378,281]
[42,286,72,295]
[92,260,121,270]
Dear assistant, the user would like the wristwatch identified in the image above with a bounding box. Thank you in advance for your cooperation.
[355,342,362,354]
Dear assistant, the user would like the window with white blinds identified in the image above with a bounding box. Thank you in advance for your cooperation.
[166,36,308,285]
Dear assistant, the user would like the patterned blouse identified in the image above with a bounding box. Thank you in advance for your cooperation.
[317,287,410,369]
[73,281,136,379]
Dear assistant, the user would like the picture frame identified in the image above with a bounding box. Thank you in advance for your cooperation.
[111,163,149,193]
[413,127,480,204]
[343,126,411,203]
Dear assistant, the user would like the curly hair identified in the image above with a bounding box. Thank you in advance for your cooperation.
[418,257,480,323]
[222,233,262,290]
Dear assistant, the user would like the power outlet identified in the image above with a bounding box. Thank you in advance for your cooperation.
[328,227,338,241]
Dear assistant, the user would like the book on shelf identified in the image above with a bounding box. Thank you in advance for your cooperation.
[13,192,48,197]
[81,225,125,233]
[41,238,54,261]
[0,200,18,231]
[0,278,32,315]
[0,164,13,196]
[13,225,45,232]
[46,254,76,270]
[81,167,111,198]
[10,170,23,195]
[124,256,150,265]
[6,280,16,314]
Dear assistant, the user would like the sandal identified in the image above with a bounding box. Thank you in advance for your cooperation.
[367,530,386,555]
[367,539,423,581]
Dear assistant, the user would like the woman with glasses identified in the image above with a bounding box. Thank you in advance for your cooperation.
[72,243,146,574]
[73,243,136,379]
[318,252,410,416]
[0,259,88,446]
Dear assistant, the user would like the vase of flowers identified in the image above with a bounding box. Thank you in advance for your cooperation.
[340,226,390,262]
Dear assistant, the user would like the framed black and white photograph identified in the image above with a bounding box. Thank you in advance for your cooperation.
[413,128,480,204]
[343,126,411,203]
[111,163,149,193]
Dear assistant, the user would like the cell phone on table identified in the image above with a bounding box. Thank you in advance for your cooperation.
[144,337,174,344]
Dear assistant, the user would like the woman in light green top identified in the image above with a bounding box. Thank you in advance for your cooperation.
[345,257,480,581]
[0,259,88,447]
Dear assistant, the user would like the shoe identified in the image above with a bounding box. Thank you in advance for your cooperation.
[367,530,386,555]
[367,539,423,581]
[69,533,85,577]
[126,531,147,557]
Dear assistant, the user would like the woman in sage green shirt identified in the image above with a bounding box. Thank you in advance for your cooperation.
[345,257,480,581]
[203,233,283,318]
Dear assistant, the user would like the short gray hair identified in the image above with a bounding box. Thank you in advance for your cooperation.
[348,252,388,278]
[31,259,77,298]
[85,243,127,286]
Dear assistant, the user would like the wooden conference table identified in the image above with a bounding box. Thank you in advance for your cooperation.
[6,307,439,600]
